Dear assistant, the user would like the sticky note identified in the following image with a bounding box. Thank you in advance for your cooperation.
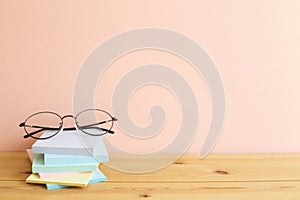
[32,130,107,157]
[26,172,93,187]
[45,169,107,190]
[44,153,108,166]
[32,154,99,173]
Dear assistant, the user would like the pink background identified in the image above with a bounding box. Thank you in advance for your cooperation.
[1,0,300,153]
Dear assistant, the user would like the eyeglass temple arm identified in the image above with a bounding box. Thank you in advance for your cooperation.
[72,117,117,134]
[19,123,59,138]
[61,117,117,134]
[75,118,117,135]
[79,117,118,128]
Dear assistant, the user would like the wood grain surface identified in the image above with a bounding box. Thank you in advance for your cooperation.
[0,152,299,199]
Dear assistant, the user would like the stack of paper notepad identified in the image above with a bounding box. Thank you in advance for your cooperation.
[25,130,108,190]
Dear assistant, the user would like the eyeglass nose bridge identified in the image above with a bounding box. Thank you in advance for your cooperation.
[61,115,76,120]
[59,115,77,128]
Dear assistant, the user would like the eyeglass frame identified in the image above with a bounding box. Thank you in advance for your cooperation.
[19,109,117,140]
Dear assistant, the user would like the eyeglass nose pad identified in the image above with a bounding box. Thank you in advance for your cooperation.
[74,122,78,131]
[57,123,64,134]
[74,123,83,135]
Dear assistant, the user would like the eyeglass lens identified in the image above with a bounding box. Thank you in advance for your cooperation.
[24,112,62,139]
[76,109,114,136]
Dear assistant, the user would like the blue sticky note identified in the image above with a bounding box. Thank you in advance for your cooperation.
[44,153,108,166]
[32,154,99,173]
[46,169,107,190]
[32,130,108,157]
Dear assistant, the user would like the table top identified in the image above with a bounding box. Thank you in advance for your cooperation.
[1,152,300,199]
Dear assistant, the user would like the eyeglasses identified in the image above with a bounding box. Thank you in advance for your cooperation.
[19,109,117,140]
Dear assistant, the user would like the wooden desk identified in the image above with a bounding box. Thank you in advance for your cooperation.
[0,152,300,199]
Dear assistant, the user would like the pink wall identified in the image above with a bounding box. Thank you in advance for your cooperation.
[1,0,300,153]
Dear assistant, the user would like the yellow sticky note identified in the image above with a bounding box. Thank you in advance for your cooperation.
[26,172,93,187]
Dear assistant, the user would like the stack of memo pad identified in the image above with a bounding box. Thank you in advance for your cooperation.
[25,130,108,190]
